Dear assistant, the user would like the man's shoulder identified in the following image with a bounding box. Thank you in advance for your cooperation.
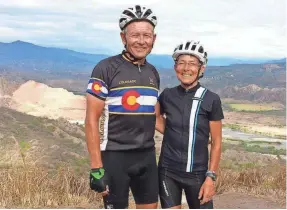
[94,54,124,69]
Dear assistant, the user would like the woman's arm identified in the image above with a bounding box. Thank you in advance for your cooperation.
[198,120,222,205]
[155,102,166,134]
[209,120,222,172]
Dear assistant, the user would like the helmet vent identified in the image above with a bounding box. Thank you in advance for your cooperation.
[123,10,136,18]
[185,42,191,50]
[198,46,204,53]
[143,9,152,17]
[191,44,196,51]
[135,5,142,16]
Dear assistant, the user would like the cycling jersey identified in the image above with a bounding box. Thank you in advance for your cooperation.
[158,83,224,172]
[86,52,160,151]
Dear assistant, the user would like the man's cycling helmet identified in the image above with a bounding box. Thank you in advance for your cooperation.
[119,5,157,30]
[172,40,208,65]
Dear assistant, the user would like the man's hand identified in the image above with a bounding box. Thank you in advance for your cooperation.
[90,168,109,196]
[198,177,215,205]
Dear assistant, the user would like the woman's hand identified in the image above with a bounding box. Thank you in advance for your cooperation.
[198,177,215,205]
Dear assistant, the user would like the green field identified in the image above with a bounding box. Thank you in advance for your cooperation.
[222,140,286,156]
[228,103,282,112]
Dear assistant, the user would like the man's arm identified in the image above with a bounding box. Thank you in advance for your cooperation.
[85,94,105,168]
[155,102,165,134]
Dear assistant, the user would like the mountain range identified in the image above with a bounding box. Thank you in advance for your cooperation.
[0,40,285,71]
[0,40,286,105]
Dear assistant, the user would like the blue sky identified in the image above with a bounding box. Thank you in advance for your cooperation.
[0,0,286,58]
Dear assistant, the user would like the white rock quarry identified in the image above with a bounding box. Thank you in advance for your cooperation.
[11,80,86,120]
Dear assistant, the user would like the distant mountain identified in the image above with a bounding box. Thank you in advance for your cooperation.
[0,40,284,71]
[218,84,286,105]
[1,40,286,104]
[160,62,286,89]
[158,62,286,104]
[265,58,286,64]
[147,55,274,69]
[0,40,108,72]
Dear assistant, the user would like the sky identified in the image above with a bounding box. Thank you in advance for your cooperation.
[0,0,286,58]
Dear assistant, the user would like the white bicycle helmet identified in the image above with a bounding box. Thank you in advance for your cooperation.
[172,41,208,65]
[119,5,157,30]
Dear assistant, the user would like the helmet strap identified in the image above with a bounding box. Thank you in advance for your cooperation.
[123,39,154,63]
[123,49,142,62]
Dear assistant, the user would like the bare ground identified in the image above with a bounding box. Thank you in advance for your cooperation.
[179,192,285,209]
[213,193,284,209]
[223,111,286,137]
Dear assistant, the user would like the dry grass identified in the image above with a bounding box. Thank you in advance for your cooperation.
[1,163,285,208]
[216,164,286,205]
[0,165,102,208]
[0,129,285,208]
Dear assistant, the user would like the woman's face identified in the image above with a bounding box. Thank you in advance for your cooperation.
[174,54,204,87]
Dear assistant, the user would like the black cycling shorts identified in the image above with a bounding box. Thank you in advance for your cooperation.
[102,147,158,209]
[159,168,213,209]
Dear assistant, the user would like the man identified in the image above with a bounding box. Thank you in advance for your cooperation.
[85,5,160,209]
[156,41,223,209]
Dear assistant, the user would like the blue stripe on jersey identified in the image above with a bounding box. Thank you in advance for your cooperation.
[86,89,108,99]
[109,105,155,114]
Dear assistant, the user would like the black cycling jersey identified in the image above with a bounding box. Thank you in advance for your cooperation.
[158,83,224,172]
[86,53,160,151]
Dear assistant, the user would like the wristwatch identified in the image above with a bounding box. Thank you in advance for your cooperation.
[206,170,216,181]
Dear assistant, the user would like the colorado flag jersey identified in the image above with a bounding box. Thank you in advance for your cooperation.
[86,53,160,151]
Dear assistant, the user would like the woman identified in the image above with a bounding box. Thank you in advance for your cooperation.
[156,40,224,209]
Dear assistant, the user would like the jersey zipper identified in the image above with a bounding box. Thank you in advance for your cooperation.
[138,64,141,72]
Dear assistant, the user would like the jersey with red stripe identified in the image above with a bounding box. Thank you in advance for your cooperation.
[86,53,160,151]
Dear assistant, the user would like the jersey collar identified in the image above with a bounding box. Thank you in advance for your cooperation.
[121,50,147,66]
[177,83,201,93]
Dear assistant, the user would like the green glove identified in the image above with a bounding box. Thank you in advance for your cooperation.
[90,168,108,192]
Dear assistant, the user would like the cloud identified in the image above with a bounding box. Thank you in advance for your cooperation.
[0,0,286,57]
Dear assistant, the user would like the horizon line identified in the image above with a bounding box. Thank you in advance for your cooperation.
[1,40,286,60]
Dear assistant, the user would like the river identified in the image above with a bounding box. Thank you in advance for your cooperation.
[68,120,286,150]
[223,128,286,149]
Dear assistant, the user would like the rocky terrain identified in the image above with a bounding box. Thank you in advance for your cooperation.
[218,84,286,104]
[0,107,88,169]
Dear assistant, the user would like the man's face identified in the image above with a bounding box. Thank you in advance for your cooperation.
[174,55,204,86]
[120,21,156,59]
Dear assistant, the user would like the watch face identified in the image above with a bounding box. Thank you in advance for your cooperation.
[206,172,216,181]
